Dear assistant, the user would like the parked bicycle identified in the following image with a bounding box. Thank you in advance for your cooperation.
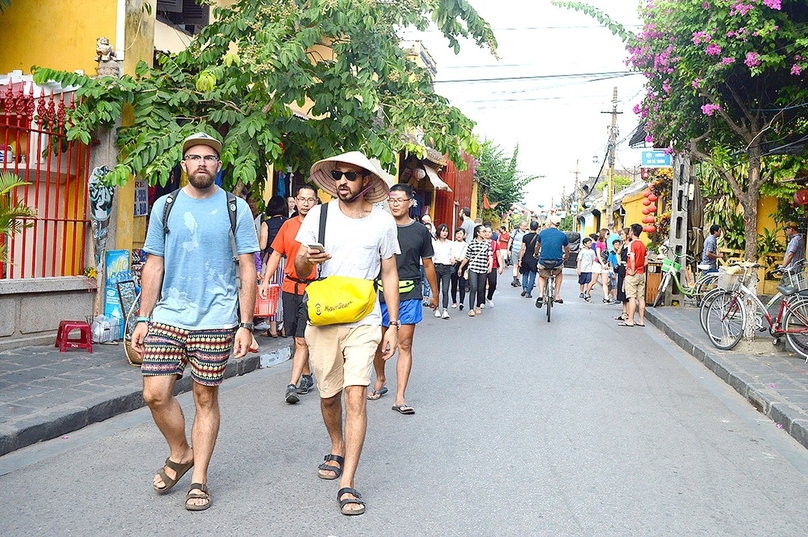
[699,259,806,334]
[652,253,718,307]
[703,261,808,360]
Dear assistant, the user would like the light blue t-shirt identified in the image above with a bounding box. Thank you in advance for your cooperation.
[143,188,259,330]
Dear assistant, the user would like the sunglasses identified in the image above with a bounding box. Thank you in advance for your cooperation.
[330,169,365,181]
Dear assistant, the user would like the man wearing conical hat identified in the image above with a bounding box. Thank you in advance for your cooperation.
[294,150,401,516]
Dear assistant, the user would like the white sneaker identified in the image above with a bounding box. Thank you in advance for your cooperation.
[480,303,486,309]
[442,309,450,319]
[451,303,457,309]
[254,321,271,331]
[434,309,441,318]
[486,299,494,308]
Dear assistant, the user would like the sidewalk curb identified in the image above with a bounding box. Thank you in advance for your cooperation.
[646,308,808,451]
[0,347,288,457]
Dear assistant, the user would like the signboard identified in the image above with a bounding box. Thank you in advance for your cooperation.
[641,150,672,168]
[134,179,149,217]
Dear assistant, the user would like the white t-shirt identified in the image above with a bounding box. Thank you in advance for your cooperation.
[431,238,454,265]
[296,200,400,325]
[450,240,468,263]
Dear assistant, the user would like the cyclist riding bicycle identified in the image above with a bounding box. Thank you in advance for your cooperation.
[535,214,569,307]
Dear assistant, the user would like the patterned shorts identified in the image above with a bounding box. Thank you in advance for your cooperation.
[141,322,235,386]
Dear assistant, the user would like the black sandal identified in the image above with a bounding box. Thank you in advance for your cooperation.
[338,487,365,516]
[317,454,344,480]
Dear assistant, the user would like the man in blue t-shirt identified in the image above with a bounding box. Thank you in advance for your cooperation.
[131,132,259,511]
[535,214,570,306]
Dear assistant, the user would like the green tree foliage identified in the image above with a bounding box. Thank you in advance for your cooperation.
[0,172,36,263]
[555,0,808,261]
[475,140,538,214]
[33,0,497,188]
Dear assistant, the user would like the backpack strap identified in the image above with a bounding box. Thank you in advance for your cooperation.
[162,188,181,235]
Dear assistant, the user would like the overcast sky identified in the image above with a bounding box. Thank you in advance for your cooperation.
[400,0,647,211]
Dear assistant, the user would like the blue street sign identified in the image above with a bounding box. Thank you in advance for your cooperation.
[641,150,672,168]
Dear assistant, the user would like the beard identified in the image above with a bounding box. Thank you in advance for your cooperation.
[187,168,216,190]
[336,184,359,202]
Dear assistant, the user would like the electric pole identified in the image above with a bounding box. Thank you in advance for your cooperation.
[601,87,621,227]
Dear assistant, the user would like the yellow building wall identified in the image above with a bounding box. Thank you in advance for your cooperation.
[0,0,118,75]
[621,191,652,244]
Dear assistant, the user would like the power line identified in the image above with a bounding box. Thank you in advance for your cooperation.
[434,70,639,84]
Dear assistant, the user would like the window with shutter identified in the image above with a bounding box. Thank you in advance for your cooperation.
[156,0,182,13]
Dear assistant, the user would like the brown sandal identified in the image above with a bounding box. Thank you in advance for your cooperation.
[153,457,194,495]
[185,483,212,511]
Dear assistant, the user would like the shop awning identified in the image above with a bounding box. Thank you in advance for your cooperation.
[423,164,452,192]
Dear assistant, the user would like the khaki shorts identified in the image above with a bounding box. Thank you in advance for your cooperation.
[305,324,382,398]
[538,260,563,278]
[624,272,646,300]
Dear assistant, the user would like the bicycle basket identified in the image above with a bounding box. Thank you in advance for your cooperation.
[781,269,807,291]
[662,258,681,273]
[717,267,745,291]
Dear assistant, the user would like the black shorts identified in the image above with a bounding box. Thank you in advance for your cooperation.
[282,291,307,339]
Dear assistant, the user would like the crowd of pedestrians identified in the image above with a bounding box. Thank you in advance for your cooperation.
[135,135,664,517]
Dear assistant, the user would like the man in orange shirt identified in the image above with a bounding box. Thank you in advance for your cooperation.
[259,185,318,403]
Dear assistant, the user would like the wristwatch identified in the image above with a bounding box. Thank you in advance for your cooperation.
[238,322,254,331]
[388,320,401,328]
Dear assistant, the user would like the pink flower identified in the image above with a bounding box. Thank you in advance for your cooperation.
[730,2,754,16]
[702,1,709,7]
[763,0,781,9]
[706,44,722,56]
[745,52,761,68]
[692,31,711,45]
[791,64,802,76]
[721,57,735,65]
[692,78,702,89]
[701,103,721,116]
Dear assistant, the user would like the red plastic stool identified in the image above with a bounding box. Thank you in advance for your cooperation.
[55,320,93,353]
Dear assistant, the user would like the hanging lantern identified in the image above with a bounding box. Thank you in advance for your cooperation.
[648,194,658,202]
[643,198,652,206]
[642,215,655,224]
[648,205,658,213]
[643,188,652,197]
[795,189,808,206]
[642,207,651,215]
[644,225,657,234]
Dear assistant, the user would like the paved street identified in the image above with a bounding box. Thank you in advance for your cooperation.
[2,270,808,536]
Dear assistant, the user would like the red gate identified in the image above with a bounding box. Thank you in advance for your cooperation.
[1,77,91,279]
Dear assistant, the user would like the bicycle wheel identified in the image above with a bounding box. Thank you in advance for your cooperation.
[546,277,554,322]
[693,273,719,306]
[705,291,746,350]
[653,272,671,307]
[783,298,808,360]
[699,287,724,334]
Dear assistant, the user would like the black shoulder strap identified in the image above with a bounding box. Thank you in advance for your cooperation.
[225,191,239,266]
[318,201,329,246]
[162,188,181,235]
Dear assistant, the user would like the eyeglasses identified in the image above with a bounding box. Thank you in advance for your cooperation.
[184,154,219,163]
[296,197,317,204]
[330,170,364,181]
[387,197,412,206]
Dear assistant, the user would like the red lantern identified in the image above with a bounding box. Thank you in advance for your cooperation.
[643,198,652,206]
[795,189,808,206]
[642,207,651,215]
[648,194,658,202]
[642,215,655,224]
[648,205,658,213]
[644,225,656,234]
[643,188,652,197]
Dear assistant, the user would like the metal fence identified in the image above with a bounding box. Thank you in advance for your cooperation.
[1,78,91,279]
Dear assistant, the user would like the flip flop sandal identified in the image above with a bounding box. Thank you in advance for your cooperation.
[617,321,635,327]
[392,404,415,415]
[153,457,194,495]
[185,483,212,511]
[318,454,344,480]
[338,487,366,516]
[367,386,388,400]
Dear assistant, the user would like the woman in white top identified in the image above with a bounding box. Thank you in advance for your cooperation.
[431,223,454,319]
[450,227,469,310]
